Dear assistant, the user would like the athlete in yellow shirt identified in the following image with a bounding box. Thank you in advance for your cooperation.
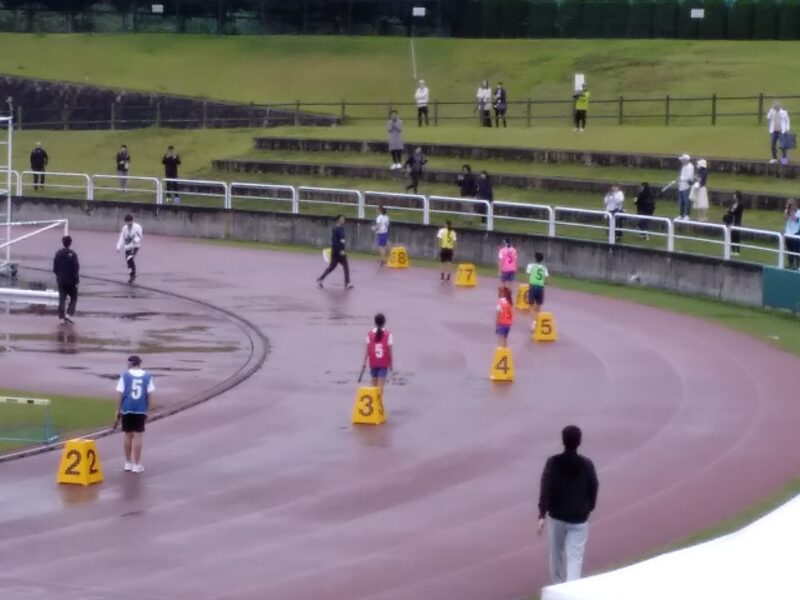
[436,220,457,283]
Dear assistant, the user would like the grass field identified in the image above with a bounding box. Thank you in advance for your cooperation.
[0,388,114,453]
[1,34,799,109]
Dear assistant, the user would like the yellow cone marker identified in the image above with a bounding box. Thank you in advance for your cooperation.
[387,246,410,269]
[455,263,478,287]
[57,438,104,486]
[352,386,386,425]
[533,312,558,342]
[490,347,515,382]
[516,284,530,310]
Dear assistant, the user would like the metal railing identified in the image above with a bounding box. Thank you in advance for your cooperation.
[7,167,798,269]
[91,174,161,205]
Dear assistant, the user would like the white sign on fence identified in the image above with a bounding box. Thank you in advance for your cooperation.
[412,7,426,17]
[152,4,164,14]
[690,8,705,19]
[574,74,585,93]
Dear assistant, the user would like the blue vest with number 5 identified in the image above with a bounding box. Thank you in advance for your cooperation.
[121,371,151,414]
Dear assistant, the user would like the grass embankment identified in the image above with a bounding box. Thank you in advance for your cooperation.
[0,33,799,112]
[0,388,113,453]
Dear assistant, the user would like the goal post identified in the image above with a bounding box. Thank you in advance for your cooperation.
[0,396,58,445]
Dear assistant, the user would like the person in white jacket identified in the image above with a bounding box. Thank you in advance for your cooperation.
[116,214,143,283]
[476,80,492,127]
[414,80,429,127]
[766,101,791,165]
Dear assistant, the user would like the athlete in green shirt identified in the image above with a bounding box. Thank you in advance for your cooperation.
[526,252,549,330]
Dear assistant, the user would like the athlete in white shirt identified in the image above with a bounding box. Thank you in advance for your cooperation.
[372,206,390,265]
[116,213,143,283]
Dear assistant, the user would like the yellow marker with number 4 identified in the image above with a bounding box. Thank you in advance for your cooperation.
[533,312,558,342]
[351,386,386,425]
[455,263,478,287]
[57,438,104,486]
[490,347,515,382]
[387,246,410,269]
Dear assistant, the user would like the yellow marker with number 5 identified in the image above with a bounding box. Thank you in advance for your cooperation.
[490,347,515,382]
[57,438,104,486]
[351,386,386,425]
[533,312,558,342]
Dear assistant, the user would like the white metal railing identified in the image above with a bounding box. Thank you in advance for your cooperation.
[674,219,732,260]
[429,195,493,231]
[493,201,555,237]
[20,171,92,200]
[230,182,298,213]
[297,186,364,218]
[0,219,69,251]
[92,174,161,205]
[163,178,228,209]
[364,191,428,225]
[9,168,798,270]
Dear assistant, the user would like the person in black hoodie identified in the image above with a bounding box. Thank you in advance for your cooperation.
[634,182,655,238]
[53,235,79,324]
[476,170,494,224]
[317,215,353,290]
[538,425,599,584]
[724,191,745,255]
[404,147,427,194]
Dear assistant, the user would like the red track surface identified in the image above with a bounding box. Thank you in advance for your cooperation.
[1,230,800,600]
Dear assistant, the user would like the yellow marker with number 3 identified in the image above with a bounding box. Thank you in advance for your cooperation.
[455,263,478,287]
[533,312,558,342]
[351,386,386,425]
[57,438,104,486]
[490,347,515,382]
[387,246,410,269]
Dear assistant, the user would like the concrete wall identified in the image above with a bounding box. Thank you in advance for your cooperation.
[255,136,800,181]
[11,196,764,306]
[214,158,788,211]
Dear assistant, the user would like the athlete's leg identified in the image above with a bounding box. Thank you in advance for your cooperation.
[132,432,143,464]
[124,432,133,462]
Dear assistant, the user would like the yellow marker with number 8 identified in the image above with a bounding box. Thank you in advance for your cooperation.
[57,438,104,486]
[387,246,410,269]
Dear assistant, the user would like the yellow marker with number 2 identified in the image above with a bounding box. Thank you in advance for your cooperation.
[57,438,104,486]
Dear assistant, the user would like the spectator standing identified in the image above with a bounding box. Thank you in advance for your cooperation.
[161,145,181,202]
[317,215,353,289]
[766,101,791,165]
[603,185,624,241]
[672,153,695,221]
[387,111,404,169]
[692,159,710,222]
[724,191,745,256]
[573,87,591,132]
[53,235,79,324]
[115,355,154,474]
[634,182,655,239]
[784,200,800,269]
[476,80,492,127]
[30,141,48,191]
[415,80,430,127]
[494,82,508,128]
[116,144,131,191]
[457,164,478,198]
[538,425,599,584]
[404,146,427,194]
[476,170,494,224]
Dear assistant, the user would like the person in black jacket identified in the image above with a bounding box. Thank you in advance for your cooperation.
[30,142,48,191]
[317,215,353,290]
[634,182,655,238]
[162,145,181,201]
[493,82,508,128]
[538,425,599,584]
[404,147,427,194]
[116,144,131,191]
[53,235,79,324]
[476,170,494,224]
[724,191,745,255]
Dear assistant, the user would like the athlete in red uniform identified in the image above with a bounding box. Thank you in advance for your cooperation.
[362,313,394,394]
[496,286,514,347]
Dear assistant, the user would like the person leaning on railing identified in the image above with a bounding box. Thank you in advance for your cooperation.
[723,191,745,256]
[784,199,800,269]
[603,185,624,241]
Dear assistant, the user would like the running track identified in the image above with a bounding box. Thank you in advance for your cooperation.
[1,230,800,600]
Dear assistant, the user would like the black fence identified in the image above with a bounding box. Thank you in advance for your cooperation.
[2,0,800,40]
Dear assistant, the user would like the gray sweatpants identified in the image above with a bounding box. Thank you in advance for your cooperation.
[548,516,589,584]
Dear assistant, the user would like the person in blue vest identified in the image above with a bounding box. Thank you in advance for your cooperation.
[115,355,155,473]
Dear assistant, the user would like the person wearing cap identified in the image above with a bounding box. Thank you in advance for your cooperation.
[415,79,430,127]
[116,213,143,283]
[115,355,155,474]
[674,154,695,220]
[692,159,710,222]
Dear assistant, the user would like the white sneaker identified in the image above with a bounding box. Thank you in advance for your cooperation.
[531,321,537,332]
[390,163,397,170]
[769,159,778,164]
[124,461,134,472]
[132,464,145,473]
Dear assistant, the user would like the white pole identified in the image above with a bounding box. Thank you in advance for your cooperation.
[410,38,418,81]
[5,117,11,264]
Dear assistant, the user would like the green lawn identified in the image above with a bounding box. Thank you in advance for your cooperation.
[0,34,798,111]
[0,388,114,453]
